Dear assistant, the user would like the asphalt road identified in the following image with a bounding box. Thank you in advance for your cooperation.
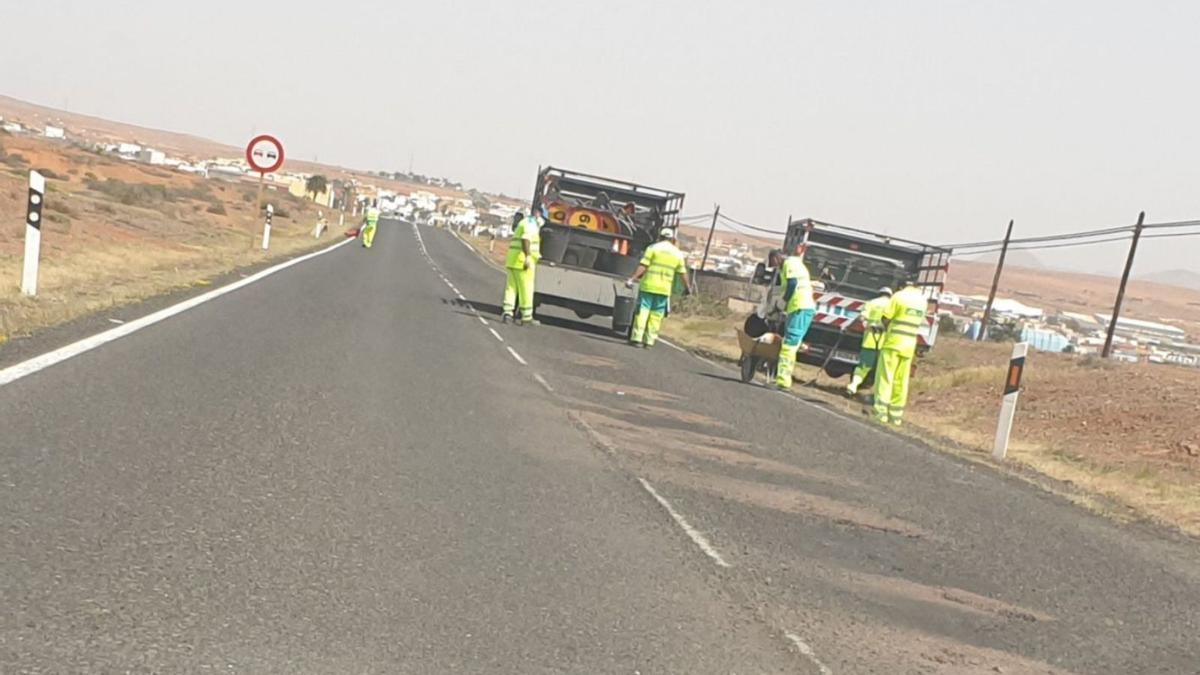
[2,220,1199,673]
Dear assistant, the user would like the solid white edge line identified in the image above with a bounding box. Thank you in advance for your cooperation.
[533,372,554,393]
[0,237,355,388]
[636,477,731,568]
[488,327,504,342]
[449,229,477,252]
[658,339,687,353]
[505,345,528,366]
[785,632,833,675]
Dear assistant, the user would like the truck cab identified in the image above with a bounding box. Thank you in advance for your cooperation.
[530,167,685,334]
[752,218,952,377]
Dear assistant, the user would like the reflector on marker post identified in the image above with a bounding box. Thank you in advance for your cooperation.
[21,170,46,296]
[993,342,1029,461]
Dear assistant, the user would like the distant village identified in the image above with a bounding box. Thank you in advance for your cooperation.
[0,114,524,236]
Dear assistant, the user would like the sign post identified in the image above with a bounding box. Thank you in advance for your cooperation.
[245,134,285,249]
[21,170,46,296]
[993,342,1029,461]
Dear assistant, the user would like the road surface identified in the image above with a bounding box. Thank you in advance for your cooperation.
[2,220,1198,673]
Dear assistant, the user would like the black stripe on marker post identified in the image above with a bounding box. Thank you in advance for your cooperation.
[27,186,44,231]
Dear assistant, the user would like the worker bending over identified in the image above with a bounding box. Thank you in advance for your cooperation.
[771,247,816,390]
[627,227,690,348]
[502,209,542,325]
[846,287,893,396]
[361,201,381,249]
[873,283,928,425]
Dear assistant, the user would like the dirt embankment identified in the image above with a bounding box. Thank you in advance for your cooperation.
[0,133,339,340]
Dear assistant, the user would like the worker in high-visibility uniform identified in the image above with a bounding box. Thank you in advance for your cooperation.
[872,284,928,425]
[361,201,381,248]
[626,227,690,348]
[846,287,893,396]
[502,210,542,325]
[771,247,816,390]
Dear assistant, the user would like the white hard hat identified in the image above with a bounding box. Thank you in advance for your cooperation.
[659,227,676,239]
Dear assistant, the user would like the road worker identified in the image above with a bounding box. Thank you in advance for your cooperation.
[361,200,381,249]
[872,283,928,425]
[846,287,893,396]
[502,208,542,325]
[626,227,691,348]
[770,247,816,390]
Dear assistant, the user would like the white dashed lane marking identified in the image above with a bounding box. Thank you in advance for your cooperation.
[636,478,731,569]
[505,346,528,366]
[420,222,835,674]
[785,633,834,675]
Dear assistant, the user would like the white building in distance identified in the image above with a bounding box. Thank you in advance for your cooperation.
[138,148,166,165]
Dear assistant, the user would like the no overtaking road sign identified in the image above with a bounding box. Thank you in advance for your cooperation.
[246,134,285,174]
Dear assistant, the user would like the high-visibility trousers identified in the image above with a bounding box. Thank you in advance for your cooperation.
[502,267,535,321]
[630,291,669,346]
[362,222,378,248]
[873,348,913,424]
[849,347,879,391]
[775,308,815,389]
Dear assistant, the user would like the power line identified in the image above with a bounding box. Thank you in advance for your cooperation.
[962,228,1200,256]
[1143,229,1200,241]
[1143,218,1200,230]
[717,212,786,235]
[718,216,784,240]
[965,234,1133,256]
[946,224,1135,250]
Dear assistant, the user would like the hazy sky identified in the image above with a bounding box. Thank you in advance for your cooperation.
[3,0,1198,274]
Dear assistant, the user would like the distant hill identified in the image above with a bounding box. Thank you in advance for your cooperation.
[960,250,1046,270]
[1140,269,1200,292]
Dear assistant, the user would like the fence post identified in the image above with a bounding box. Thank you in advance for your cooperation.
[21,170,46,297]
[1102,211,1145,358]
[980,219,1013,341]
[698,204,721,275]
[993,342,1029,461]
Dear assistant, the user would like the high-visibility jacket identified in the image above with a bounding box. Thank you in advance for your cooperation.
[881,285,928,357]
[860,294,891,351]
[506,216,542,270]
[638,240,687,296]
[365,207,380,225]
[778,255,815,312]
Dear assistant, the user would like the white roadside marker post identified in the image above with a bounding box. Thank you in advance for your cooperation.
[261,204,273,251]
[21,170,46,296]
[312,210,326,238]
[993,342,1029,461]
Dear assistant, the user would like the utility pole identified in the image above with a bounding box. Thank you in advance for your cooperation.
[979,219,1014,341]
[1102,211,1145,359]
[698,204,721,273]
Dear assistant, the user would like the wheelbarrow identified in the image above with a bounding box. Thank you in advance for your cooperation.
[736,328,782,383]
